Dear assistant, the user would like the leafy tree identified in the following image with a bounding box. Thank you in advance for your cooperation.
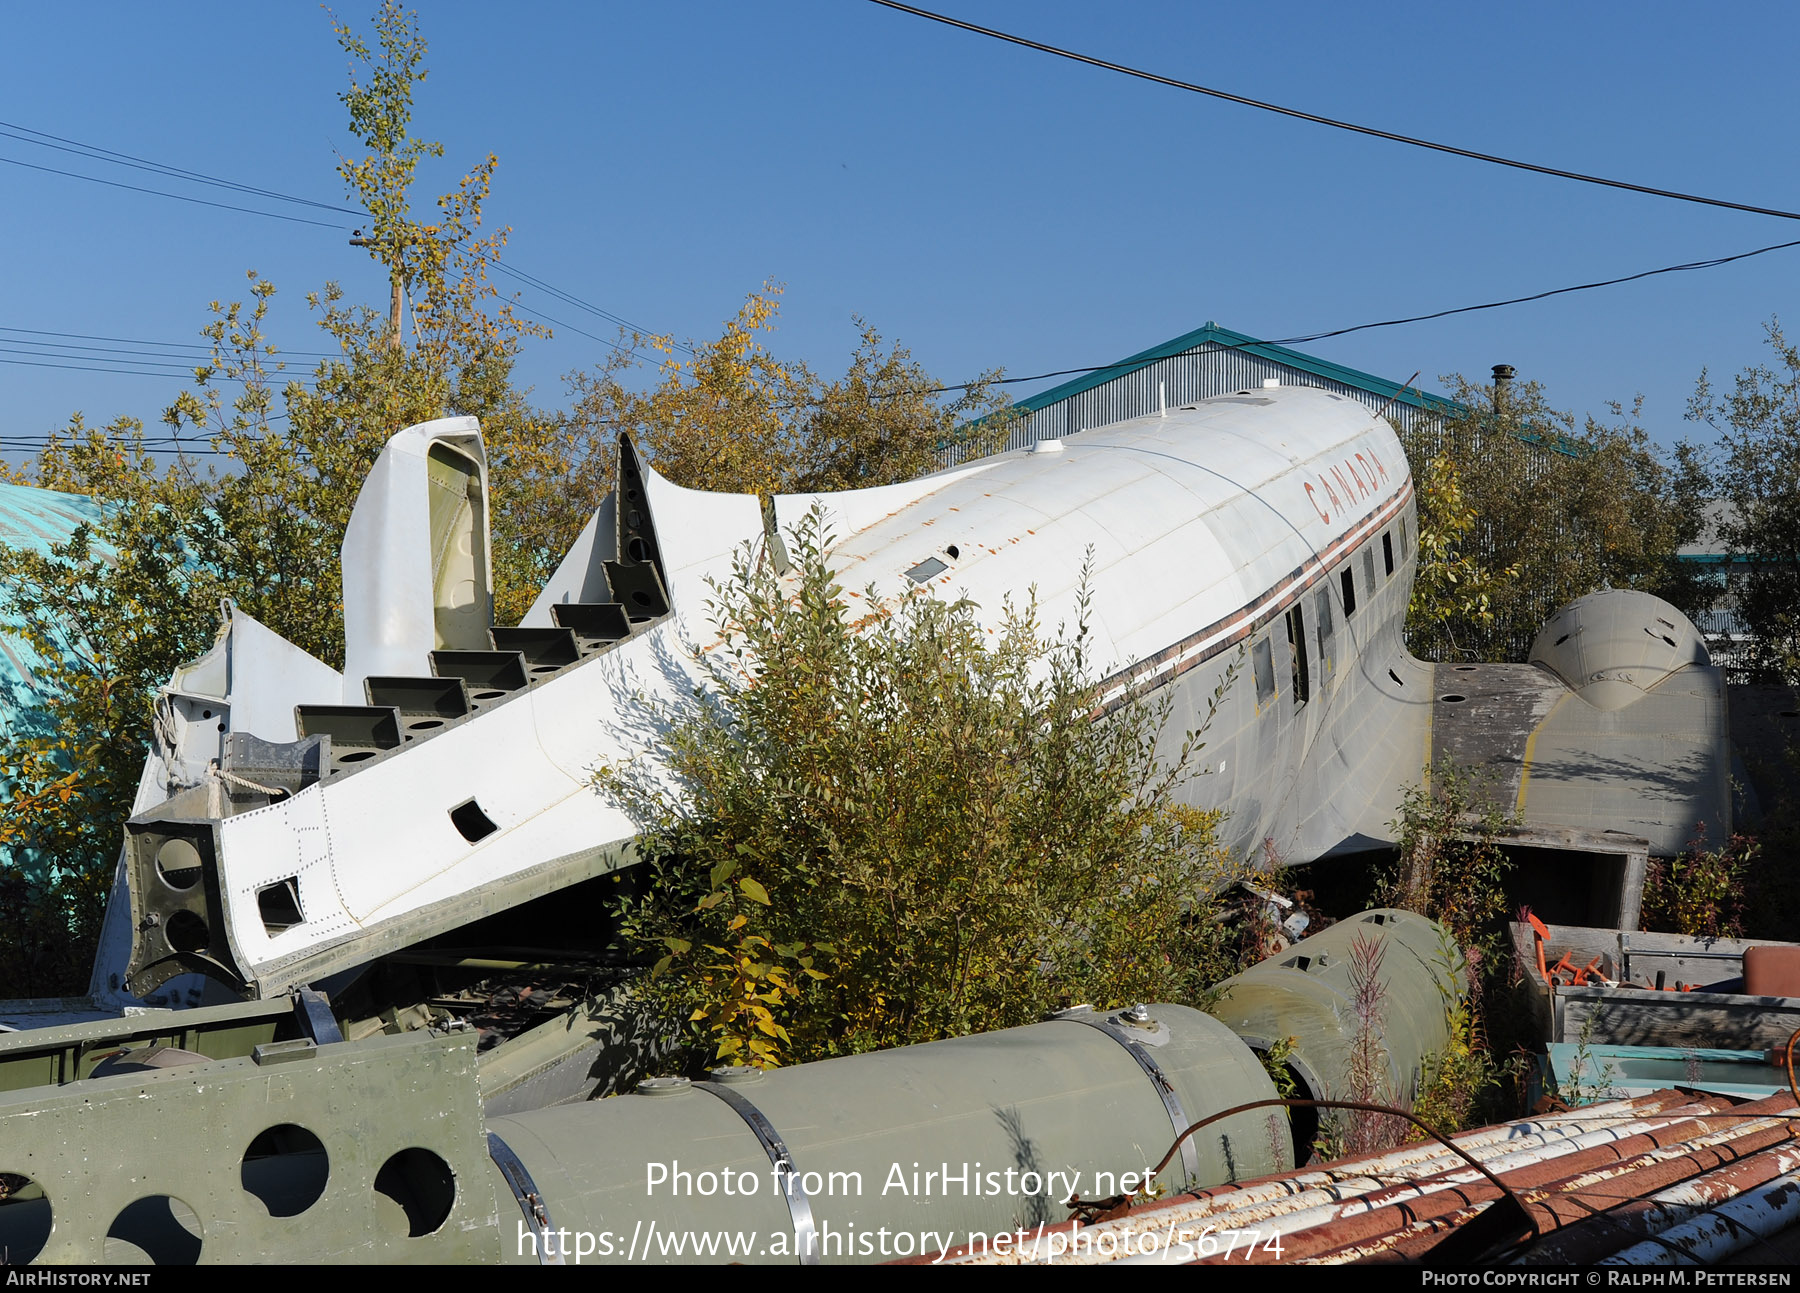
[1404,452,1519,660]
[601,509,1248,1067]
[0,6,1041,1000]
[1401,377,1706,661]
[0,1,562,992]
[1687,322,1800,682]
[566,285,1016,496]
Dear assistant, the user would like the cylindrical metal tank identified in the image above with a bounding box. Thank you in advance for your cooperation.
[486,1002,1286,1265]
[1207,908,1464,1120]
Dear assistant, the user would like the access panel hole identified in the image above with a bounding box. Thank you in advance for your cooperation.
[627,537,650,562]
[257,878,304,935]
[154,838,203,891]
[338,750,377,764]
[449,799,498,843]
[164,910,210,954]
[104,1195,202,1265]
[474,690,505,701]
[241,1124,329,1218]
[408,719,444,731]
[374,1149,455,1238]
[0,1172,53,1266]
[1439,694,1468,704]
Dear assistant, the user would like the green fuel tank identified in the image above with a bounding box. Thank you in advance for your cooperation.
[1206,908,1464,1135]
[486,1002,1288,1265]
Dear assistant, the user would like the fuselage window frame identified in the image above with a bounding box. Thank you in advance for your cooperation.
[1285,602,1310,709]
[1253,635,1277,706]
[1314,587,1335,679]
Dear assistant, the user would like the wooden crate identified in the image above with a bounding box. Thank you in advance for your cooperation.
[1509,921,1800,1050]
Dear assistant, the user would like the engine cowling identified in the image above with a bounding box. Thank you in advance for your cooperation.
[1529,589,1708,711]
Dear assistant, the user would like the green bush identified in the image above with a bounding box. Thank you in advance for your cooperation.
[1640,832,1753,939]
[602,509,1248,1066]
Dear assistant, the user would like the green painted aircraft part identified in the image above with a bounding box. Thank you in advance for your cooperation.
[1208,908,1465,1113]
[0,1027,499,1264]
[488,1001,1289,1265]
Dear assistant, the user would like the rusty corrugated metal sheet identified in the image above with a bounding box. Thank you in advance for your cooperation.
[920,1087,1800,1266]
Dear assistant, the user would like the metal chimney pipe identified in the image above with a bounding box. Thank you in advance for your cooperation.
[1492,363,1516,412]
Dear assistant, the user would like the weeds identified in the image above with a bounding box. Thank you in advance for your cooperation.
[1382,758,1515,964]
[1325,931,1411,1157]
[1556,1011,1619,1107]
[1640,830,1754,939]
[1411,935,1522,1136]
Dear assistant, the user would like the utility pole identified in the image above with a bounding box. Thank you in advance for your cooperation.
[350,229,407,352]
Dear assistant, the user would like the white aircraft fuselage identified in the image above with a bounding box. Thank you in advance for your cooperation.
[86,384,1724,1007]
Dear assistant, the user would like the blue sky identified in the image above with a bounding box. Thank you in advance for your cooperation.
[5,1,1798,463]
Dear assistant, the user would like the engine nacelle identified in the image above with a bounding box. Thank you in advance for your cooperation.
[1528,589,1709,712]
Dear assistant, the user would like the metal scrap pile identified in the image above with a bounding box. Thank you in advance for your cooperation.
[925,1086,1800,1265]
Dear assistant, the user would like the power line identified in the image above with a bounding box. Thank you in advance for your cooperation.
[485,259,696,356]
[0,439,244,456]
[0,325,340,359]
[0,338,310,367]
[2,117,687,358]
[868,0,1800,224]
[0,120,363,216]
[2,118,677,350]
[919,232,1800,395]
[0,353,307,384]
[0,354,206,378]
[5,117,687,369]
[505,299,664,366]
[0,154,352,229]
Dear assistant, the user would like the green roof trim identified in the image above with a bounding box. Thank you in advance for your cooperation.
[1012,321,1467,418]
[986,320,1589,459]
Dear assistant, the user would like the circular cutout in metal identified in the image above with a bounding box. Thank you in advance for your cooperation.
[154,838,203,891]
[374,1148,455,1238]
[163,910,209,954]
[242,1124,330,1218]
[0,1172,53,1265]
[104,1195,202,1265]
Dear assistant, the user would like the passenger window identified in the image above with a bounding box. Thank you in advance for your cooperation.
[1285,604,1309,708]
[1382,531,1395,577]
[1253,636,1276,705]
[1363,547,1376,597]
[1340,567,1357,619]
[1314,588,1334,677]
